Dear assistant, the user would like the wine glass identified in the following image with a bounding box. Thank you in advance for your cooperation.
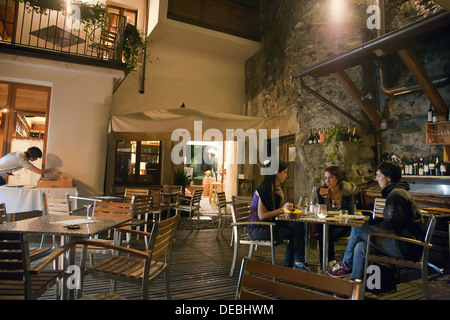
[331,200,341,212]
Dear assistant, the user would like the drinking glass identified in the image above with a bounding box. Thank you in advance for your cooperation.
[318,204,327,219]
[331,200,341,212]
[339,209,348,223]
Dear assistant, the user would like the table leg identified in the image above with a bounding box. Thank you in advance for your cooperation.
[322,224,329,275]
[304,222,309,264]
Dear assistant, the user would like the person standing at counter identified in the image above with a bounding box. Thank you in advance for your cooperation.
[0,147,54,186]
[248,160,309,271]
[317,166,357,269]
[327,162,425,282]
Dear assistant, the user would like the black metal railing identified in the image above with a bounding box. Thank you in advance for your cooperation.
[0,0,126,63]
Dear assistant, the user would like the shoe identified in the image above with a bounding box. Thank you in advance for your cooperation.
[327,261,351,278]
[293,262,310,272]
[328,259,337,268]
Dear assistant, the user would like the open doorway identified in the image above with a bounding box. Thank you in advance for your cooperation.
[0,81,50,185]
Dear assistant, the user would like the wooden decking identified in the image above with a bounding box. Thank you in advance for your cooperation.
[36,197,450,300]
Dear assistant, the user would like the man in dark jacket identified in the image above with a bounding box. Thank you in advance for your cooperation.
[327,162,426,281]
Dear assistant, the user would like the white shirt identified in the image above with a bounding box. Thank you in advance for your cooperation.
[0,152,34,179]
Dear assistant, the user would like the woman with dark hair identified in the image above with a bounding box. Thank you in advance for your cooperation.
[248,160,308,271]
[317,166,357,269]
[0,147,54,185]
[327,162,425,282]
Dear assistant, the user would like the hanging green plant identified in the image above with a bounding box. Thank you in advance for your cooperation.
[122,23,145,69]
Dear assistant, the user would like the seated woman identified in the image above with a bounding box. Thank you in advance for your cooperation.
[317,166,357,268]
[327,162,426,281]
[248,160,308,271]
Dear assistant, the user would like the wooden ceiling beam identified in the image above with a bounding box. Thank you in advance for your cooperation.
[397,48,448,121]
[333,70,381,130]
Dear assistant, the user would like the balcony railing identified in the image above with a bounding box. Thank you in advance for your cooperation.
[0,0,126,65]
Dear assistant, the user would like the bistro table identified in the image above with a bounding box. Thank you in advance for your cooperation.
[277,212,368,274]
[0,214,131,299]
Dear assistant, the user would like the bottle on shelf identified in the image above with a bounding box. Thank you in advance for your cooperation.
[347,126,352,142]
[432,111,438,123]
[423,157,429,176]
[418,158,424,176]
[435,157,441,176]
[313,129,318,144]
[428,157,435,176]
[427,104,433,123]
[440,161,447,176]
[413,158,418,175]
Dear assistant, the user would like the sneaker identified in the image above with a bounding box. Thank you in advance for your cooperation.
[293,262,310,272]
[327,261,350,278]
[328,259,337,269]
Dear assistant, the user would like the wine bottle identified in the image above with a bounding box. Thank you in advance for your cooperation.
[435,157,441,176]
[429,157,435,176]
[432,111,438,123]
[424,157,429,175]
[413,157,418,175]
[347,126,351,141]
[308,130,314,144]
[418,157,424,176]
[427,104,433,123]
[313,129,318,144]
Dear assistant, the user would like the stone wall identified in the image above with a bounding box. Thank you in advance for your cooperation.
[245,0,450,200]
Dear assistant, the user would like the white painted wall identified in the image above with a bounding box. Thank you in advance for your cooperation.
[0,53,124,196]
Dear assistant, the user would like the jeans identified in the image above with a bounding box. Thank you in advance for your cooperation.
[250,220,306,267]
[342,224,407,280]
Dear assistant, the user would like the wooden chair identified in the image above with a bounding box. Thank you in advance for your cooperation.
[0,231,74,300]
[77,214,180,300]
[236,258,361,300]
[357,197,385,219]
[215,192,232,239]
[0,203,7,224]
[124,188,149,197]
[172,189,208,230]
[229,196,276,277]
[362,215,441,300]
[0,201,52,262]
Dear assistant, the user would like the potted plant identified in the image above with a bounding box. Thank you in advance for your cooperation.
[173,169,192,195]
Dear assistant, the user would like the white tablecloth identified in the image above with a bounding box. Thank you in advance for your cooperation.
[0,186,78,213]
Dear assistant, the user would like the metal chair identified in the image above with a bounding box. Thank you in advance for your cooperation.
[173,189,208,230]
[362,215,442,300]
[236,258,361,300]
[77,214,180,300]
[229,196,275,277]
[215,192,232,239]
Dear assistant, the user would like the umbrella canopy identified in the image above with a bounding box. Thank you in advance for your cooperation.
[109,108,266,141]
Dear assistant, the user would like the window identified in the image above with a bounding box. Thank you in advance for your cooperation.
[115,141,161,185]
